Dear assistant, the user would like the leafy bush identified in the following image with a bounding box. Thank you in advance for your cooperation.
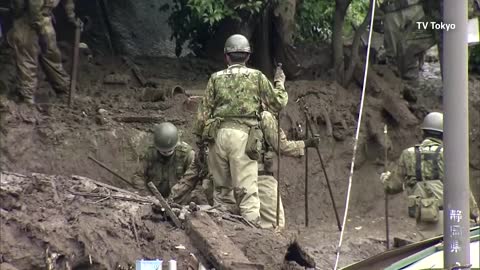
[167,0,265,56]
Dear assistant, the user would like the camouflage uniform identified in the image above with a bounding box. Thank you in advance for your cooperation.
[258,111,304,228]
[383,137,480,239]
[7,0,75,103]
[141,141,204,204]
[195,63,288,223]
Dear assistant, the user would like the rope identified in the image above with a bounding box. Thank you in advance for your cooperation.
[333,1,377,269]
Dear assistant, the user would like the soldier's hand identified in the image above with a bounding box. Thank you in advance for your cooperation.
[274,65,286,85]
[303,135,320,148]
[380,171,391,184]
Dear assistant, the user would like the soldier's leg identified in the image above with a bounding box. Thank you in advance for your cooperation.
[383,11,403,65]
[415,210,444,239]
[226,129,260,223]
[8,17,40,103]
[38,17,70,95]
[208,129,236,209]
[258,175,285,229]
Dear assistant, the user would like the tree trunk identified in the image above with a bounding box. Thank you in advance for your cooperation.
[344,0,373,87]
[332,0,351,83]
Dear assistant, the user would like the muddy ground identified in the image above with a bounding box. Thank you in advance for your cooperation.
[1,42,480,270]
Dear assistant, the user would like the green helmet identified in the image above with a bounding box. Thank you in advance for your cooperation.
[153,122,178,153]
[421,112,443,133]
[224,34,251,54]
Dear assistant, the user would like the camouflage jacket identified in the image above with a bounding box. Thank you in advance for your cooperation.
[143,141,199,202]
[194,64,288,135]
[259,111,304,173]
[22,0,75,27]
[385,137,479,219]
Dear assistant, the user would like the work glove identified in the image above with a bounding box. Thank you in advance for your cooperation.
[303,135,320,148]
[273,64,286,85]
[380,171,391,184]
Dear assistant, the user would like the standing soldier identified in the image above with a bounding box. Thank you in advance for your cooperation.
[380,112,480,239]
[195,34,288,224]
[7,0,80,104]
[138,122,208,205]
[258,110,319,228]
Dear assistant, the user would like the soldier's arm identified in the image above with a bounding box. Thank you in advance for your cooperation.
[194,77,215,137]
[169,149,199,204]
[384,151,408,194]
[258,73,288,113]
[63,0,76,19]
[260,111,304,157]
[28,0,43,30]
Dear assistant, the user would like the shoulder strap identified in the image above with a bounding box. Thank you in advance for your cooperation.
[415,145,422,182]
[432,145,443,180]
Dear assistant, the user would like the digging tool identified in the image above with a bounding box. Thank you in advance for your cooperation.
[384,124,390,249]
[300,99,342,231]
[69,18,82,107]
[87,156,136,189]
[147,182,183,229]
[275,62,283,228]
[305,118,309,227]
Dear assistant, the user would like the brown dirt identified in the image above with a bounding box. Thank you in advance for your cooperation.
[1,43,480,269]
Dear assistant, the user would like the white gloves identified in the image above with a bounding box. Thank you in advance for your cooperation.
[380,171,391,184]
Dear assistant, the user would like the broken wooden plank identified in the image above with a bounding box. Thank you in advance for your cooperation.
[186,212,264,270]
[147,182,183,229]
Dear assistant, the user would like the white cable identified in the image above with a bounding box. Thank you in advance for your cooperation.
[333,1,376,269]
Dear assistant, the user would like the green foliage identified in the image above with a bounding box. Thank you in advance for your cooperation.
[167,0,265,56]
[294,0,369,43]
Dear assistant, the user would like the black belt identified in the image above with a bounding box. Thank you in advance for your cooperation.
[258,171,274,176]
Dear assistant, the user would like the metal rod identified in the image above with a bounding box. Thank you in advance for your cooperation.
[276,110,281,227]
[443,0,470,268]
[384,124,390,250]
[303,108,342,231]
[87,156,135,188]
[69,20,81,107]
[305,117,309,227]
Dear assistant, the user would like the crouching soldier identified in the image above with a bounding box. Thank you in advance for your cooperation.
[258,110,320,228]
[380,112,479,239]
[136,122,209,205]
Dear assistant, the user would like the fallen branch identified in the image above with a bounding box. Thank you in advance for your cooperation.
[71,175,156,203]
[68,188,153,203]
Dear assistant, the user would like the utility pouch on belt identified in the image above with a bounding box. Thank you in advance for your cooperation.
[416,197,440,223]
[245,125,263,160]
[407,195,419,218]
[201,118,221,142]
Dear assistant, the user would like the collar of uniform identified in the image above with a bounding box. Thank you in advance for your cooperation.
[422,137,443,145]
[227,63,246,68]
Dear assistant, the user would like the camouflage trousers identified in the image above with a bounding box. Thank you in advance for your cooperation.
[383,4,436,80]
[258,174,285,228]
[7,15,70,102]
[208,128,260,223]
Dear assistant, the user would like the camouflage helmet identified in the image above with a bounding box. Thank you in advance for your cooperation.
[153,122,178,153]
[224,34,251,54]
[421,112,443,133]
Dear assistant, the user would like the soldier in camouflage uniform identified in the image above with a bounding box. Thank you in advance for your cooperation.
[380,0,435,80]
[381,112,480,239]
[194,34,288,224]
[139,122,207,205]
[258,110,319,228]
[7,0,80,104]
